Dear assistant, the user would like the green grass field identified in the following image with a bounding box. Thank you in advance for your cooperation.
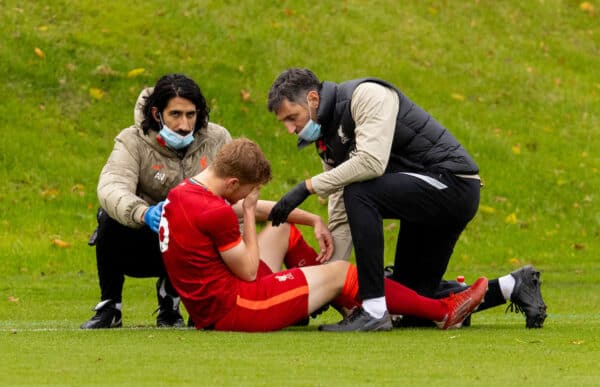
[1,1,599,385]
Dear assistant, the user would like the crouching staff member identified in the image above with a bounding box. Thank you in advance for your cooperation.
[266,68,546,330]
[81,74,231,329]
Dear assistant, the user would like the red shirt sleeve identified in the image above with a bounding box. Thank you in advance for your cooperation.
[197,203,241,252]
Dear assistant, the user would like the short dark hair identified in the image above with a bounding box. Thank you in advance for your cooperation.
[267,68,321,113]
[141,74,210,135]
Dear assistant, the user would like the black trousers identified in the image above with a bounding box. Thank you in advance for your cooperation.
[93,208,176,304]
[344,171,480,300]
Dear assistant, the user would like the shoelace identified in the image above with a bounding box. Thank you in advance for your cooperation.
[339,308,364,325]
[505,302,524,315]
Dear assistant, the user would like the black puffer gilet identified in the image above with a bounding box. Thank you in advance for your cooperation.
[315,78,478,174]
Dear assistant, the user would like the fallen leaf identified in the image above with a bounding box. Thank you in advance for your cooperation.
[580,2,595,15]
[512,144,521,155]
[8,296,20,303]
[451,93,465,101]
[51,239,71,248]
[479,205,496,214]
[240,89,252,102]
[41,188,59,198]
[127,68,146,77]
[94,64,118,76]
[505,213,518,224]
[509,257,522,266]
[89,88,105,100]
[71,184,85,196]
[34,47,45,58]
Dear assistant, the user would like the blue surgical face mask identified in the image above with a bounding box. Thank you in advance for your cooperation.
[158,113,194,150]
[297,100,322,144]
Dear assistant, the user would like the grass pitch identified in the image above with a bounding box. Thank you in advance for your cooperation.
[1,1,599,385]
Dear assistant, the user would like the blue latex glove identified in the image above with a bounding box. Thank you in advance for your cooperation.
[268,182,311,226]
[143,201,164,233]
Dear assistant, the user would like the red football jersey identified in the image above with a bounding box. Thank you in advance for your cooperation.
[159,178,242,329]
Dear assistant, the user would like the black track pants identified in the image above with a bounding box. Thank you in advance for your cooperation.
[343,171,480,300]
[93,209,176,303]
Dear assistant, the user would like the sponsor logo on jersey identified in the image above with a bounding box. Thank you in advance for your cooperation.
[275,273,295,282]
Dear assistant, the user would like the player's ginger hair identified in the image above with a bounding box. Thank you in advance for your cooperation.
[211,138,272,185]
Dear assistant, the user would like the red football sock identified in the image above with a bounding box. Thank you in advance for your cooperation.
[384,278,447,321]
[283,224,321,268]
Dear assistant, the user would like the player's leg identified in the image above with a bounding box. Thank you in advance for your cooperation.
[258,222,323,272]
[256,222,290,272]
[300,261,352,314]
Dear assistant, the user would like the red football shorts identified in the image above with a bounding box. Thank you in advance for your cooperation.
[214,267,309,332]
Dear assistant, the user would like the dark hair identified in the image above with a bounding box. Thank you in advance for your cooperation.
[267,68,321,113]
[141,74,210,135]
[212,138,272,185]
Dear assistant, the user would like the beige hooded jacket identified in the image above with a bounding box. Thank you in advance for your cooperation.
[97,88,231,228]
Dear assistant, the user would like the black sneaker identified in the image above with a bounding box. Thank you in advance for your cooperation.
[80,300,122,329]
[156,308,185,328]
[187,316,195,328]
[156,278,185,328]
[384,265,394,278]
[318,307,392,332]
[506,265,547,328]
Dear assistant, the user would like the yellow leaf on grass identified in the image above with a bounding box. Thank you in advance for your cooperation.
[479,205,496,214]
[127,68,146,77]
[89,88,105,100]
[52,239,71,248]
[505,213,518,224]
[41,188,59,198]
[512,144,521,155]
[34,47,45,58]
[580,2,595,15]
[451,93,465,101]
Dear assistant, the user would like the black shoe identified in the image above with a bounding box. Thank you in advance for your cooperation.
[384,265,394,278]
[156,308,185,328]
[506,265,547,328]
[80,300,122,329]
[156,278,185,328]
[187,316,195,328]
[293,317,310,326]
[318,307,392,332]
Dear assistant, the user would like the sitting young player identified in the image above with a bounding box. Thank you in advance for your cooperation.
[159,138,488,332]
